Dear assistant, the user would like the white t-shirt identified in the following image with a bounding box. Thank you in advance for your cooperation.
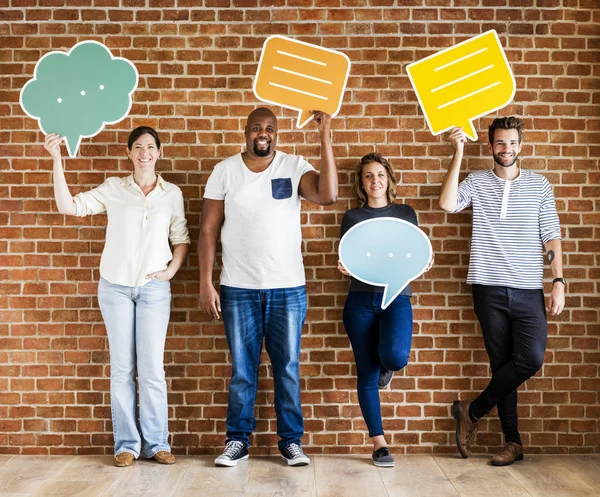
[203,151,315,289]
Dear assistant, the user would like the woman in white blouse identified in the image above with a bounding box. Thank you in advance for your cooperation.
[45,127,190,467]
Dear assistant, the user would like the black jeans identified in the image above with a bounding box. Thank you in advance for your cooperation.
[469,285,547,444]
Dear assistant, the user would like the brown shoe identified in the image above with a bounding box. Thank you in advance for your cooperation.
[452,400,478,458]
[491,442,523,466]
[153,450,176,465]
[114,452,135,467]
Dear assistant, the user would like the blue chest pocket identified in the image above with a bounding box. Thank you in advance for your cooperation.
[271,178,293,200]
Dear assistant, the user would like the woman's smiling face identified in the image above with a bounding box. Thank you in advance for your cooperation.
[127,133,160,172]
[361,161,389,204]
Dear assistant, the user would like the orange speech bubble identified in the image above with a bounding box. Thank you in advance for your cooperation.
[253,36,351,128]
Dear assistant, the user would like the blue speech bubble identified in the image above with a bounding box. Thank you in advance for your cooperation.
[339,218,433,309]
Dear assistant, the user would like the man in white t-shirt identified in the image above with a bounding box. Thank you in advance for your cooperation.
[199,107,337,467]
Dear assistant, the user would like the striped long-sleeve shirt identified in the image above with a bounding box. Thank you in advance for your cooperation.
[454,169,561,289]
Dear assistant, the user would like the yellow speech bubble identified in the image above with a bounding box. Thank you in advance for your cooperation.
[253,36,351,128]
[407,30,515,141]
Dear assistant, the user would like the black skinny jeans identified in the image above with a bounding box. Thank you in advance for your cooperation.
[469,285,548,444]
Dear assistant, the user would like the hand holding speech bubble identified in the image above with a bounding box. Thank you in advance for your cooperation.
[407,30,515,141]
[253,36,351,129]
[20,40,138,157]
[339,218,433,310]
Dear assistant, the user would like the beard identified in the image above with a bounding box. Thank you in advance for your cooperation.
[253,139,271,157]
[492,152,519,168]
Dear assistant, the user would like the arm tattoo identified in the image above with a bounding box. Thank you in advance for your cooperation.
[547,250,555,265]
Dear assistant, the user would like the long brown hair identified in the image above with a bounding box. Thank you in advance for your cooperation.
[353,153,396,207]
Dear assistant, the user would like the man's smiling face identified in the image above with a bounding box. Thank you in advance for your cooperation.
[245,109,278,158]
[489,128,522,168]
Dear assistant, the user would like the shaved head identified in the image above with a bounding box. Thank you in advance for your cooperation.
[246,107,277,126]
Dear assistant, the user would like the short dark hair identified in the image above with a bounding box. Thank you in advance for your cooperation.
[127,126,161,150]
[488,116,524,144]
[353,153,396,207]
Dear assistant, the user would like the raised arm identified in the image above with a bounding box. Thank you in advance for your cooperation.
[438,128,467,213]
[45,133,77,216]
[198,198,225,319]
[298,111,338,206]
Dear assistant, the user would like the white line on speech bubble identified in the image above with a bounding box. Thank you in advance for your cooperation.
[269,82,329,100]
[438,81,501,110]
[431,65,494,93]
[273,66,333,85]
[434,47,488,72]
[277,49,327,66]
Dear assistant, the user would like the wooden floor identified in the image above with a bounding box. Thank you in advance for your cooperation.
[0,453,599,497]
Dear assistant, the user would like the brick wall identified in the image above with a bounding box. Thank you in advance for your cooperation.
[1,1,599,456]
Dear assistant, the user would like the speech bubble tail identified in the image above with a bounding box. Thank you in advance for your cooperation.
[462,120,478,141]
[64,134,81,158]
[296,109,314,129]
[381,283,406,311]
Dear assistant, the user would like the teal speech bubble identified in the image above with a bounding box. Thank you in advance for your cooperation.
[339,218,433,310]
[20,40,138,157]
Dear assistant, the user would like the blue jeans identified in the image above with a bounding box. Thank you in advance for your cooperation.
[220,285,307,451]
[98,277,172,458]
[470,285,547,444]
[343,292,413,437]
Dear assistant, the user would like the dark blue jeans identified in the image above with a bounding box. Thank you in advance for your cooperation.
[470,284,547,444]
[343,291,413,437]
[220,285,307,451]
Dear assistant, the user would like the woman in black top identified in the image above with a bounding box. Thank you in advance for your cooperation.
[339,153,431,467]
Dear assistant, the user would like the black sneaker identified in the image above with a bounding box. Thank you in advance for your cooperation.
[280,443,310,466]
[372,446,394,467]
[214,440,249,467]
[378,366,394,389]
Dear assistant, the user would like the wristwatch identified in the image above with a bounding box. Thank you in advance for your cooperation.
[552,277,566,286]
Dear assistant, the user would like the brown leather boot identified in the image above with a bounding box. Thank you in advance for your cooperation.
[114,452,135,467]
[452,400,478,458]
[153,450,176,465]
[491,442,523,466]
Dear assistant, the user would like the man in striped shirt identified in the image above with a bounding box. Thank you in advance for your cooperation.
[439,116,565,466]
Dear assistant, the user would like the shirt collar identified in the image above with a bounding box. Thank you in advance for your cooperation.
[156,175,171,191]
[120,174,171,191]
[491,167,522,183]
[120,174,134,187]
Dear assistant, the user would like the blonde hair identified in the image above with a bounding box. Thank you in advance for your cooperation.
[353,153,396,207]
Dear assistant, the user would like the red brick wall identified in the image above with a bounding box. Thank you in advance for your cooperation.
[1,1,599,456]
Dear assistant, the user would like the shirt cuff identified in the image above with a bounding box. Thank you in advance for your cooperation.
[72,193,87,217]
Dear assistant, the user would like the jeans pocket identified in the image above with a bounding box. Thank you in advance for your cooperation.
[271,178,293,200]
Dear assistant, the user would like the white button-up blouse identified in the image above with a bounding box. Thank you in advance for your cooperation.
[73,174,190,287]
